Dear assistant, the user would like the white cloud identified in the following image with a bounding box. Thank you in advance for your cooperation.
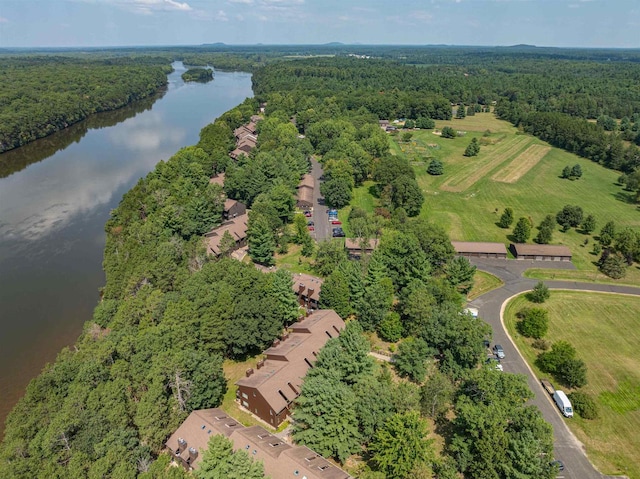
[228,0,253,4]
[215,9,229,21]
[85,0,193,15]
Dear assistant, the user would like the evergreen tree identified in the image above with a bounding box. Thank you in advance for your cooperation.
[528,281,550,303]
[498,207,514,228]
[269,269,300,325]
[456,104,466,119]
[512,217,532,243]
[292,375,361,463]
[319,269,352,319]
[427,158,444,175]
[445,256,476,294]
[197,435,265,479]
[247,214,275,266]
[218,230,237,257]
[582,214,596,234]
[464,137,480,157]
[599,220,616,247]
[561,165,572,179]
[440,126,456,138]
[571,164,583,179]
[369,411,435,479]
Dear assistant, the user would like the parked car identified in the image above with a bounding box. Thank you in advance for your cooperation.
[304,211,312,217]
[332,227,345,237]
[493,344,505,359]
[307,220,314,226]
[308,226,315,232]
[550,460,565,472]
[331,220,342,225]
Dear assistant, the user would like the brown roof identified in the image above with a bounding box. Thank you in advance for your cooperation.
[209,172,225,186]
[293,273,323,302]
[250,115,263,123]
[344,238,379,252]
[237,135,257,147]
[205,214,249,255]
[230,148,248,159]
[167,408,352,478]
[451,241,508,255]
[236,310,345,414]
[297,185,313,207]
[224,198,238,211]
[511,243,572,257]
[234,124,257,139]
[298,174,315,189]
[165,408,243,468]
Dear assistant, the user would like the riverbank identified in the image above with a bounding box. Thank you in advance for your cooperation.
[0,66,254,436]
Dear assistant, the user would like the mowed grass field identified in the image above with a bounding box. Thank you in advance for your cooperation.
[504,292,640,478]
[386,113,640,282]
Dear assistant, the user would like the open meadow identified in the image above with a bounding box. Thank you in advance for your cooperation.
[371,113,640,282]
[504,291,640,478]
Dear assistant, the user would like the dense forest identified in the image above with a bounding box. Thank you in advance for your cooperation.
[0,56,171,153]
[3,45,640,477]
[181,68,213,83]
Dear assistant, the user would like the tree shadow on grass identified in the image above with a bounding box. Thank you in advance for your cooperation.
[368,185,380,199]
[612,191,637,205]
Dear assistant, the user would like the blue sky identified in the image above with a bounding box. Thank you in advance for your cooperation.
[0,0,638,48]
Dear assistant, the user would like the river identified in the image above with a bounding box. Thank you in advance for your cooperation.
[0,62,253,436]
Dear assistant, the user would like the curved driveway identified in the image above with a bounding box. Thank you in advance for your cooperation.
[468,258,637,479]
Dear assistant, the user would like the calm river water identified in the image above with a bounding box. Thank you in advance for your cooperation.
[0,63,253,435]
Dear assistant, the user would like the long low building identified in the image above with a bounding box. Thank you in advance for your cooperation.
[510,243,572,261]
[204,214,249,256]
[165,408,352,478]
[451,241,508,259]
[236,310,345,427]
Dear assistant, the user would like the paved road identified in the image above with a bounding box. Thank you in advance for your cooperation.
[468,258,637,479]
[309,158,331,242]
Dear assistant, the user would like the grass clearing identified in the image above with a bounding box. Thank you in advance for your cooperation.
[394,113,640,283]
[504,291,640,478]
[523,268,640,287]
[221,357,274,429]
[492,144,551,183]
[467,270,504,300]
[440,135,533,192]
[275,244,315,275]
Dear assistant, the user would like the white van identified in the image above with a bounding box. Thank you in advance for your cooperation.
[553,390,574,418]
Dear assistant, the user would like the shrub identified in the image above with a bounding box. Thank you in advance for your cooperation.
[516,307,549,339]
[558,358,588,388]
[377,312,403,343]
[528,281,550,303]
[568,391,599,419]
[440,126,456,139]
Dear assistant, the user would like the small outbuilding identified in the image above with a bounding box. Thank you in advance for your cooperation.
[510,243,572,261]
[451,241,508,259]
[223,199,246,220]
[345,238,379,259]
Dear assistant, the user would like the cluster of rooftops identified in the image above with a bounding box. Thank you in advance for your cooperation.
[165,408,352,479]
[165,309,352,478]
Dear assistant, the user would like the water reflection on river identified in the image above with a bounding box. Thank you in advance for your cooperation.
[0,63,253,434]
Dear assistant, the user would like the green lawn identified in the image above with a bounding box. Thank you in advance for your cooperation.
[504,291,640,478]
[393,113,640,284]
[467,270,504,300]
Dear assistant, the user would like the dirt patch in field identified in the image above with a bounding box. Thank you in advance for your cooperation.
[440,136,531,193]
[492,144,551,183]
